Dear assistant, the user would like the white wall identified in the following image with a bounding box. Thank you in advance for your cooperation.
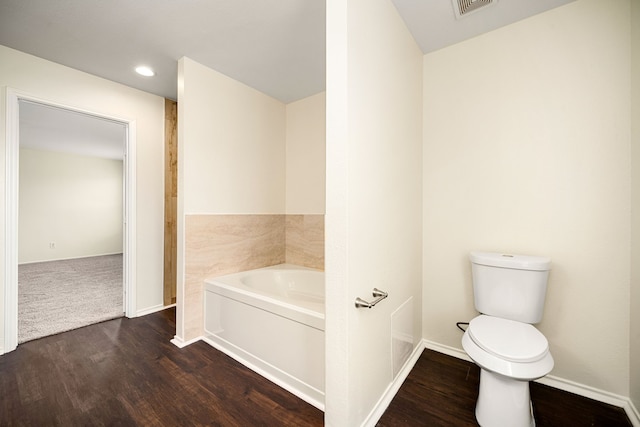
[177,57,324,217]
[325,0,423,424]
[422,0,631,397]
[178,57,286,215]
[286,92,326,214]
[630,0,640,413]
[18,148,123,263]
[0,45,165,346]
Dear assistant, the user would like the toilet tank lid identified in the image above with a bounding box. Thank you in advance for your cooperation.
[470,251,551,271]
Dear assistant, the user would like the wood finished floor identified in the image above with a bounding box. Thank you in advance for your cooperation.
[0,308,632,426]
[0,308,322,426]
[377,349,632,427]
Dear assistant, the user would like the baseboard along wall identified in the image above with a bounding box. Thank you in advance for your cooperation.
[422,340,640,427]
[167,332,640,426]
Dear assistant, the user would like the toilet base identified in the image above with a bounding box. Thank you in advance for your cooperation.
[476,369,535,427]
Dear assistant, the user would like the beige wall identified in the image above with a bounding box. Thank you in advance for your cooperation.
[284,93,326,269]
[179,57,286,215]
[286,92,326,214]
[423,0,631,397]
[631,0,640,412]
[0,45,165,348]
[18,148,123,263]
[325,0,423,424]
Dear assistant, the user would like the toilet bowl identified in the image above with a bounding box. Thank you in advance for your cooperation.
[462,315,554,427]
[463,251,553,426]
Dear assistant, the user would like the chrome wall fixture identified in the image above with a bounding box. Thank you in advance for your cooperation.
[355,288,388,309]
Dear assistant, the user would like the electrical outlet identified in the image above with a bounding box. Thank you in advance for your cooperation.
[49,242,56,249]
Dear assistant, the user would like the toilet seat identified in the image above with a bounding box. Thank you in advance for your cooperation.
[468,315,549,363]
[462,315,554,380]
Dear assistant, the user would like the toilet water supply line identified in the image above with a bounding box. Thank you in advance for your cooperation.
[457,322,469,332]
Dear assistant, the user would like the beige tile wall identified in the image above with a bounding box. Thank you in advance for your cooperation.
[184,214,285,340]
[286,214,325,270]
[183,214,324,341]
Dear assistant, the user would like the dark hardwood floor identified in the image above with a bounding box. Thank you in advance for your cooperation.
[0,308,323,426]
[378,348,633,427]
[0,308,633,426]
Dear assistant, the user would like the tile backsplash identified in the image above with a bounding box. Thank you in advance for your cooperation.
[182,214,324,341]
[286,214,324,270]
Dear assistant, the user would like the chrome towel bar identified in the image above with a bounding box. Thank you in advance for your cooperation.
[355,288,388,309]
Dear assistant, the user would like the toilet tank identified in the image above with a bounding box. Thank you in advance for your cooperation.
[470,251,551,324]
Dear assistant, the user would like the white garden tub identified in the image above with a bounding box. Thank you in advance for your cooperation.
[203,264,325,409]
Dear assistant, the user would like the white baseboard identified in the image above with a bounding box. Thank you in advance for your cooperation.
[136,303,175,317]
[169,332,325,411]
[423,339,472,362]
[164,335,640,426]
[626,400,640,427]
[423,339,640,427]
[170,334,202,349]
[362,340,427,427]
[202,334,325,411]
[537,375,627,408]
[18,252,124,265]
[536,375,640,427]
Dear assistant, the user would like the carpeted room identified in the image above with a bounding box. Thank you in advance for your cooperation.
[17,108,126,343]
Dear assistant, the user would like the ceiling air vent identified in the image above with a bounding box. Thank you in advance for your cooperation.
[452,0,497,19]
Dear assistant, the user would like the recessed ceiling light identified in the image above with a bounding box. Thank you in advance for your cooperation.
[135,66,155,77]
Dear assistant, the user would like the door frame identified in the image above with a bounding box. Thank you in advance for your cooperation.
[3,87,137,353]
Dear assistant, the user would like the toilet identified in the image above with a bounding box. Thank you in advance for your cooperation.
[462,251,554,427]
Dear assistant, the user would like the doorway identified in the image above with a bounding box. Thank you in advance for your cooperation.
[4,89,136,352]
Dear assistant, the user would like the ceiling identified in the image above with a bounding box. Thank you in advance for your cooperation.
[2,0,574,158]
[19,101,126,160]
[393,0,575,53]
[0,0,575,104]
[0,0,326,104]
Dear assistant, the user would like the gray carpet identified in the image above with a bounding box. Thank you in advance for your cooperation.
[18,254,124,343]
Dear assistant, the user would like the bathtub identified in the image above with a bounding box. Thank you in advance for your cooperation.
[203,264,325,410]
